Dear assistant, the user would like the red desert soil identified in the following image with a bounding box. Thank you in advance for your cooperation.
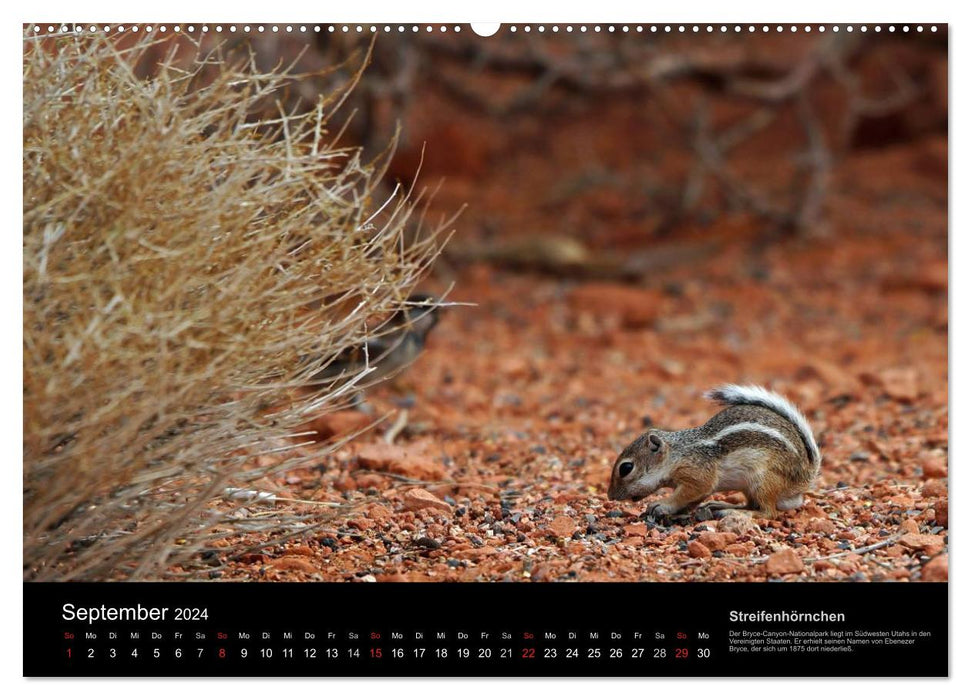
[187,134,947,584]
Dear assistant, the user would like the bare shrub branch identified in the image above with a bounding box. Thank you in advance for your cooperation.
[23,31,451,580]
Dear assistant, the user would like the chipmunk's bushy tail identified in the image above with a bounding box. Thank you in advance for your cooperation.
[706,384,821,468]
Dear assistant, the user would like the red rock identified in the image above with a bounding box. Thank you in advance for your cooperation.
[800,503,827,518]
[367,504,394,522]
[356,473,390,490]
[921,479,947,498]
[569,283,664,329]
[687,540,712,559]
[899,532,944,555]
[286,545,315,557]
[451,545,497,562]
[549,516,577,538]
[921,456,948,479]
[376,573,411,582]
[805,517,837,534]
[921,554,948,582]
[624,523,648,537]
[898,519,920,535]
[696,531,737,551]
[813,560,836,572]
[888,493,916,509]
[797,360,855,391]
[401,488,453,515]
[357,443,446,481]
[269,556,317,574]
[765,548,804,576]
[301,410,373,441]
[724,542,755,556]
[933,499,948,527]
[861,367,920,402]
[717,512,760,534]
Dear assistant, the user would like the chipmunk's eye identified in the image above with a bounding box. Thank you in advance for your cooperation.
[618,461,634,478]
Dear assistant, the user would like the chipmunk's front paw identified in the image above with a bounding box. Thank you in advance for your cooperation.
[694,504,716,522]
[646,501,677,519]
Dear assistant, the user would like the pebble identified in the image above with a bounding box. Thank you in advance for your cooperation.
[898,532,945,555]
[549,515,577,538]
[687,540,712,559]
[357,443,447,481]
[765,548,804,576]
[401,488,453,515]
[921,554,948,582]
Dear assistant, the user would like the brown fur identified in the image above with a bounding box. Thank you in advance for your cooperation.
[608,388,820,521]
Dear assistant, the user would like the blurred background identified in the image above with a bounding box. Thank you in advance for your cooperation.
[228,25,948,429]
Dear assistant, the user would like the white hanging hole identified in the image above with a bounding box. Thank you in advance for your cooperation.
[471,23,500,37]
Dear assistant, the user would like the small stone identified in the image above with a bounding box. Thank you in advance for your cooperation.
[624,523,648,537]
[569,283,665,329]
[921,480,947,498]
[898,519,920,535]
[401,488,453,515]
[268,556,317,574]
[805,517,837,534]
[367,504,394,522]
[687,540,712,559]
[717,512,761,535]
[358,443,446,481]
[933,499,948,527]
[301,410,373,441]
[413,536,441,549]
[451,545,497,562]
[899,532,945,555]
[765,548,804,576]
[696,531,737,551]
[921,456,948,479]
[861,367,920,403]
[549,516,577,538]
[921,554,948,582]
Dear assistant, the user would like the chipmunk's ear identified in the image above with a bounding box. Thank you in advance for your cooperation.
[648,434,663,452]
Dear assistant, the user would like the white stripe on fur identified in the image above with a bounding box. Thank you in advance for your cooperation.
[706,384,820,467]
[703,422,801,455]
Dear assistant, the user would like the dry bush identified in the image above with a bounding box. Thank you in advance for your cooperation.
[23,31,449,580]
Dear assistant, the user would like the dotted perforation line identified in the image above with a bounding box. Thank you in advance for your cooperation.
[26,24,940,35]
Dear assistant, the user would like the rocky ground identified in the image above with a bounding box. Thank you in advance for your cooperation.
[186,136,948,584]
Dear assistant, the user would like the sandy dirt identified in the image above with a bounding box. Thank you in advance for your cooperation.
[190,136,947,584]
[161,31,948,584]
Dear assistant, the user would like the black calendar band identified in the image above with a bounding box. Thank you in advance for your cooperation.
[24,582,947,677]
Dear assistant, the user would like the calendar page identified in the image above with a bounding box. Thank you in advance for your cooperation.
[22,19,948,678]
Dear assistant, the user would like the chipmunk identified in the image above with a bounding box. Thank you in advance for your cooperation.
[304,293,441,391]
[607,385,821,520]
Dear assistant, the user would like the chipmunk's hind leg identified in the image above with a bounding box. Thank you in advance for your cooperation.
[720,473,785,520]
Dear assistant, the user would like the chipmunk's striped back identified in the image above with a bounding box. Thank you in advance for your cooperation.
[705,384,820,469]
